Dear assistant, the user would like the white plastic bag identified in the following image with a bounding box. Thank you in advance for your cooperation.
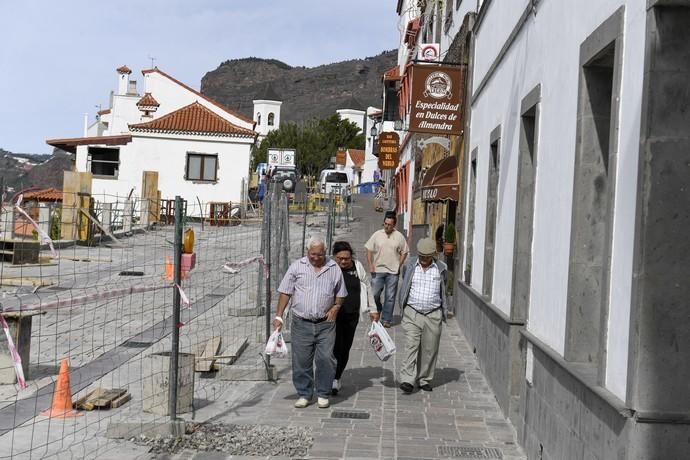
[265,330,288,358]
[368,321,396,361]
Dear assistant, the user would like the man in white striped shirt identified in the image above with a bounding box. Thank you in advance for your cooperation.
[273,235,347,409]
[397,237,449,394]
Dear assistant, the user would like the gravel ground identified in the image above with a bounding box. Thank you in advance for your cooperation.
[130,423,313,457]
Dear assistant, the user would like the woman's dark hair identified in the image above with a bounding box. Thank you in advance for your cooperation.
[332,240,353,255]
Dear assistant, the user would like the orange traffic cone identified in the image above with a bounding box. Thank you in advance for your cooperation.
[165,256,173,281]
[41,359,81,418]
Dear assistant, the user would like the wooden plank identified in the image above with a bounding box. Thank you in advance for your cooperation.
[61,171,81,241]
[212,336,249,368]
[4,263,59,268]
[79,208,120,244]
[61,171,92,241]
[110,392,131,408]
[56,256,113,263]
[141,171,159,227]
[195,337,222,372]
[0,277,54,287]
[74,387,128,410]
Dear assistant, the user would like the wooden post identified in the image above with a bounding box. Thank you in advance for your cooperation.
[61,171,92,241]
[141,171,159,227]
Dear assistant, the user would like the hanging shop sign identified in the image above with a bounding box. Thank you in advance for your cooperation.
[377,132,400,170]
[335,149,346,165]
[409,64,464,135]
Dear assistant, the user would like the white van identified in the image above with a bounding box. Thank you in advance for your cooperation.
[319,169,352,200]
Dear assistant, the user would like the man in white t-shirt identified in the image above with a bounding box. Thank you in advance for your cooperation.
[365,214,409,327]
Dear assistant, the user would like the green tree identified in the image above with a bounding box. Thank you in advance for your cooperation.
[252,114,365,178]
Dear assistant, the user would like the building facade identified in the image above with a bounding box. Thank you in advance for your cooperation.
[447,1,690,459]
[47,66,256,209]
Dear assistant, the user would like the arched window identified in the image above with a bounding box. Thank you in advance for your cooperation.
[256,113,261,125]
[268,112,275,126]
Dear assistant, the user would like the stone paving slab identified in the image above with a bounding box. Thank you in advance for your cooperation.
[174,197,526,460]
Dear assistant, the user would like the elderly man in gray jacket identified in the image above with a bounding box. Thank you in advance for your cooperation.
[397,237,448,393]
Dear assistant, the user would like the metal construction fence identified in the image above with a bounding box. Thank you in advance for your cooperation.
[0,184,353,459]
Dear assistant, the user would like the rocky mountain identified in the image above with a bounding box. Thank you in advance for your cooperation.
[0,149,72,195]
[1,51,396,192]
[201,50,397,123]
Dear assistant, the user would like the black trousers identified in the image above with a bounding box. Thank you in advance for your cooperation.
[333,311,360,379]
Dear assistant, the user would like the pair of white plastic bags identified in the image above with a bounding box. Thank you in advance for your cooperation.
[265,330,288,358]
[368,321,396,361]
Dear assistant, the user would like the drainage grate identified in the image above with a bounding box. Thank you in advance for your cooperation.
[331,410,370,420]
[437,446,503,458]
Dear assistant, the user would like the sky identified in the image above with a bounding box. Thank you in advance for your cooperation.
[0,1,400,155]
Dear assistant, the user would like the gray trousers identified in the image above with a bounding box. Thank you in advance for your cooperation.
[399,307,443,386]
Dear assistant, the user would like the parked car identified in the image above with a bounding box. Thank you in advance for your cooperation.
[318,169,352,201]
[270,166,298,193]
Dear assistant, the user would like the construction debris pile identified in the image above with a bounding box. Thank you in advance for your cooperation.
[130,422,313,456]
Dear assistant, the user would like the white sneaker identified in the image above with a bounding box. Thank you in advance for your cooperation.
[294,397,309,408]
[331,379,341,395]
[317,397,330,409]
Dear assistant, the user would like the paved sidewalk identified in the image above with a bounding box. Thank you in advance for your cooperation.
[174,196,526,460]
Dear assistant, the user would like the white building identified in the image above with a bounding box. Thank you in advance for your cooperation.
[363,107,383,185]
[47,65,256,209]
[253,84,282,144]
[441,1,690,459]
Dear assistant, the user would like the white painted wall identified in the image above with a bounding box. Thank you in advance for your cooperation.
[253,99,282,138]
[110,94,141,134]
[364,108,382,184]
[71,66,256,216]
[439,0,480,55]
[142,70,253,131]
[336,109,364,132]
[77,134,253,210]
[466,0,647,400]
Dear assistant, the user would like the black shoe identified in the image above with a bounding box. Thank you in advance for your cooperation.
[419,384,433,392]
[400,382,414,394]
[383,321,391,328]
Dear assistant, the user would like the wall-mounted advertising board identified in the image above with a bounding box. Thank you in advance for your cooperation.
[409,64,463,136]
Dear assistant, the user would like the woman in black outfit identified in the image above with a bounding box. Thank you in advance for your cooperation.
[331,241,376,395]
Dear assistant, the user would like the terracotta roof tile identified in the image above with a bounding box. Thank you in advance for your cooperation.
[129,102,256,137]
[136,93,160,108]
[141,67,254,125]
[383,66,401,81]
[347,149,365,168]
[116,65,132,74]
[97,108,111,116]
[22,188,63,202]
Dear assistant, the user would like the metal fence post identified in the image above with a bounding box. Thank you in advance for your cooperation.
[264,184,272,353]
[301,192,308,257]
[169,195,183,420]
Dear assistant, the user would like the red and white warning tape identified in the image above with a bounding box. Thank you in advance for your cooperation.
[0,315,28,389]
[2,284,170,313]
[175,283,190,308]
[222,255,268,279]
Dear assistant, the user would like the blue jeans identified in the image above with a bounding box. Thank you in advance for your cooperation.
[290,316,336,399]
[371,272,399,323]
